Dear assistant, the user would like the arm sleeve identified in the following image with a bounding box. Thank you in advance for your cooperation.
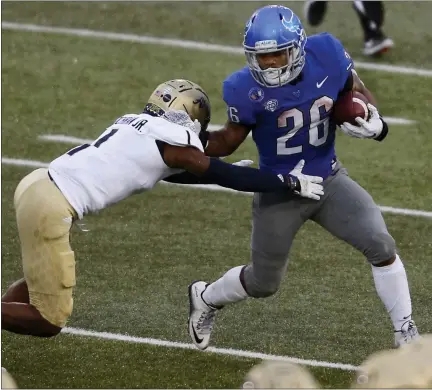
[163,171,212,185]
[200,158,289,193]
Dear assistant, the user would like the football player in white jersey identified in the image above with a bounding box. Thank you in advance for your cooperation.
[2,79,324,337]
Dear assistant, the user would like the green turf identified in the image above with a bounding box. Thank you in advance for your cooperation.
[2,3,432,389]
[2,1,432,66]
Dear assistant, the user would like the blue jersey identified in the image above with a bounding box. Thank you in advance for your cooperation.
[223,33,354,179]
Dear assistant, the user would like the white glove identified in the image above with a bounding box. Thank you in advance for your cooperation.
[232,159,254,167]
[163,110,201,136]
[339,104,383,139]
[289,159,324,201]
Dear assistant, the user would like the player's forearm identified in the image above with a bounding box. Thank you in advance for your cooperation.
[163,172,205,185]
[351,70,378,107]
[163,171,217,185]
[200,158,289,193]
[362,87,377,107]
[201,130,239,157]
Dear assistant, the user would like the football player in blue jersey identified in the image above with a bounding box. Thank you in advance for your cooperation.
[188,5,420,351]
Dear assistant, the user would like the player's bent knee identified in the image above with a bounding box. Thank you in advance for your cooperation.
[248,284,279,298]
[243,271,280,298]
[365,232,396,266]
[245,252,286,298]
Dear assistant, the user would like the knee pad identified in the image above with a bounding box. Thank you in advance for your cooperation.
[365,232,396,265]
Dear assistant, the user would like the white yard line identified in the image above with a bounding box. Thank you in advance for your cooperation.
[62,326,360,371]
[3,156,432,219]
[38,134,91,144]
[2,21,432,77]
[1,157,49,168]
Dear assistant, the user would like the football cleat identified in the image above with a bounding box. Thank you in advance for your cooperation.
[394,320,420,348]
[363,36,394,57]
[188,281,218,350]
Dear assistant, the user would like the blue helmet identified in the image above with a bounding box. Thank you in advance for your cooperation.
[243,5,307,87]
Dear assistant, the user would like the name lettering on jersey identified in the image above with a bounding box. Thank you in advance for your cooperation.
[113,115,148,132]
[114,116,138,125]
[131,119,148,132]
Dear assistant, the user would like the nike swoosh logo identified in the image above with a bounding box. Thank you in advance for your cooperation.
[191,323,204,344]
[316,76,329,88]
[402,313,412,320]
[188,283,204,344]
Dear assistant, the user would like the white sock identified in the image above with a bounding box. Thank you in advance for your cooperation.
[203,266,249,307]
[372,255,413,331]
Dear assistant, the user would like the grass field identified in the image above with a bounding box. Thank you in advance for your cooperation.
[2,2,432,388]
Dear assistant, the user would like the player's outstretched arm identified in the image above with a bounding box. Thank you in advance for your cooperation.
[199,121,251,157]
[161,143,324,198]
[163,160,254,185]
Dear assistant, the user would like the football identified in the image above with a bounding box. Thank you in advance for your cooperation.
[332,91,370,126]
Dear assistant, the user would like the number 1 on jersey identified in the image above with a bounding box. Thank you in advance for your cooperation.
[67,128,119,156]
[93,128,118,147]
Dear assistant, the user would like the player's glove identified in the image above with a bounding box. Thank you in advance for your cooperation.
[340,104,386,139]
[285,159,324,201]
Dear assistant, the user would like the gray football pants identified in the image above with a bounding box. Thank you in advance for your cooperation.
[243,165,396,298]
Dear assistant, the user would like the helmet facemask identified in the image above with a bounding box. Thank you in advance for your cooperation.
[245,34,306,88]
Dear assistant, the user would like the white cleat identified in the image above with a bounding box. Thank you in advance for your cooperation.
[394,320,420,348]
[363,37,394,56]
[188,281,218,350]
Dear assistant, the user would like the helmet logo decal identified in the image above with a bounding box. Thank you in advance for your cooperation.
[281,15,304,36]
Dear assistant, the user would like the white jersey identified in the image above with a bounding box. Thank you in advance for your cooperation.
[49,113,203,219]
